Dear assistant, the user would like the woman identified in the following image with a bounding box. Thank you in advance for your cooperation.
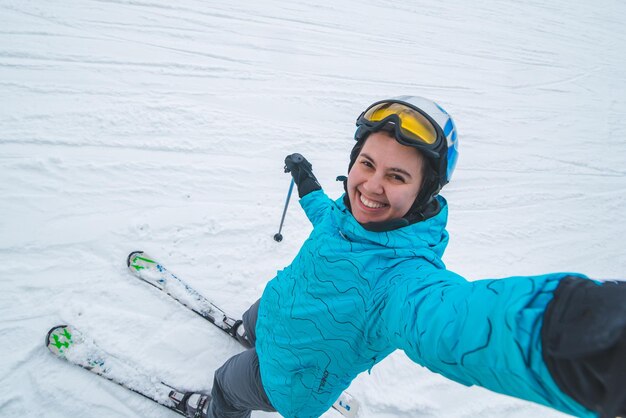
[176,96,626,418]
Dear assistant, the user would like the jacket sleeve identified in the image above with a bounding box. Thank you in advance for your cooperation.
[376,268,593,417]
[298,189,333,227]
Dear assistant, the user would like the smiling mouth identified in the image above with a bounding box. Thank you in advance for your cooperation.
[359,193,388,209]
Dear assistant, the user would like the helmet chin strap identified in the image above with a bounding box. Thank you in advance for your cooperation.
[362,218,410,232]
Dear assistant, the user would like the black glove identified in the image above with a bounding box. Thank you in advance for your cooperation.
[284,153,321,198]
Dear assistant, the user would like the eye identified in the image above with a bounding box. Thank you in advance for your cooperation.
[390,174,406,183]
[360,159,374,169]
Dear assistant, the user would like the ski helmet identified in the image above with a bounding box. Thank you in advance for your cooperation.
[350,95,459,213]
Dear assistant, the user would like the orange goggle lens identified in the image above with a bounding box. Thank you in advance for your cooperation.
[362,102,437,145]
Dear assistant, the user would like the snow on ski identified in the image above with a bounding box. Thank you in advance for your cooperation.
[46,324,185,416]
[126,251,361,418]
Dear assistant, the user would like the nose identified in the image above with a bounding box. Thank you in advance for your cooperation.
[362,173,384,195]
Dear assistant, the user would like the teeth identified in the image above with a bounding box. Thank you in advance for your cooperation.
[360,194,386,209]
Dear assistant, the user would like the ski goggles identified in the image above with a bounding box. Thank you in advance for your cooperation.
[355,100,443,151]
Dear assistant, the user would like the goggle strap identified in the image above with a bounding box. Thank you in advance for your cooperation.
[355,121,441,159]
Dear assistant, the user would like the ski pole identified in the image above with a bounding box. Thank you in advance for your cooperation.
[274,179,295,242]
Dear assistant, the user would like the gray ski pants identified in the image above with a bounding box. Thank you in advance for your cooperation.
[207,299,276,418]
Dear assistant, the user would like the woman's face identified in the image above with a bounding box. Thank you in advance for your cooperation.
[347,132,425,224]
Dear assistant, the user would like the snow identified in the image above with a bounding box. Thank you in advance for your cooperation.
[1,0,625,417]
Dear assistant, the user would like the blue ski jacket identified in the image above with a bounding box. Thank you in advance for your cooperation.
[255,190,594,418]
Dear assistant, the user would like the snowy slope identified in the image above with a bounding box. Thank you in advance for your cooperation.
[1,0,625,417]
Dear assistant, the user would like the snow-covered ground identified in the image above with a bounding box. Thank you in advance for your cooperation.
[1,0,625,417]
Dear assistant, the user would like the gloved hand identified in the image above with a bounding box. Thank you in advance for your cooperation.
[284,153,321,198]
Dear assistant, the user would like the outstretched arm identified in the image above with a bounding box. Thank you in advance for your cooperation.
[378,268,594,417]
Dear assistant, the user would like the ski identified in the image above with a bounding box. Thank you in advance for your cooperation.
[127,251,361,418]
[126,251,239,336]
[46,324,188,416]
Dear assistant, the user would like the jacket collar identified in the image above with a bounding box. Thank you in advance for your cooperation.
[331,194,450,262]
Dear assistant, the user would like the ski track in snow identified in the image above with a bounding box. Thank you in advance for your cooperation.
[1,0,626,417]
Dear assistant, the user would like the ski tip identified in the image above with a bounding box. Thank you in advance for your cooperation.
[46,324,75,357]
[45,324,69,347]
[127,251,144,267]
[333,392,361,418]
